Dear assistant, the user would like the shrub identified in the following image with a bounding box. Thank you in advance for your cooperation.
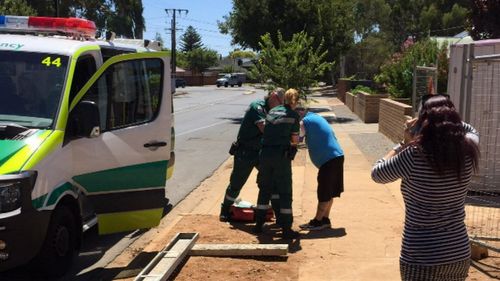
[375,39,448,99]
[251,31,331,99]
[351,85,374,94]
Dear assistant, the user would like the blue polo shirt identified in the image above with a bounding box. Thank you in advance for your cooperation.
[302,112,343,168]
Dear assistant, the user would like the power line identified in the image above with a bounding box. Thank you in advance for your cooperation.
[177,24,226,35]
[429,25,465,35]
[182,17,221,27]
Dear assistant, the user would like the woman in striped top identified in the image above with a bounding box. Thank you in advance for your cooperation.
[371,95,480,281]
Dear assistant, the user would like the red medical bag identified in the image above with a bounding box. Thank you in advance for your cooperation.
[230,201,274,222]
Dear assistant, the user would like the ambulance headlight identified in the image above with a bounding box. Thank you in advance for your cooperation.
[0,182,21,213]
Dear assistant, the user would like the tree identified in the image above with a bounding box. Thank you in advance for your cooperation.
[374,39,447,99]
[184,48,218,73]
[0,0,37,15]
[442,4,469,33]
[252,31,330,98]
[221,65,235,74]
[305,0,356,65]
[219,0,354,83]
[385,0,471,48]
[219,0,301,50]
[345,34,393,80]
[353,0,391,41]
[180,26,203,52]
[229,50,256,59]
[106,0,145,38]
[26,0,146,38]
[469,0,500,40]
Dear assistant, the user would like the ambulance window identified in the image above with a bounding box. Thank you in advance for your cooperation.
[69,55,97,105]
[100,47,135,62]
[84,58,163,131]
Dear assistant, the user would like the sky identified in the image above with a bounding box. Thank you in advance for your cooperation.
[142,0,236,56]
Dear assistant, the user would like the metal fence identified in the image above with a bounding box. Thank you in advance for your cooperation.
[463,55,500,252]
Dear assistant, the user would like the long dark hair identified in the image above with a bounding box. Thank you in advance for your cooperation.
[413,95,479,178]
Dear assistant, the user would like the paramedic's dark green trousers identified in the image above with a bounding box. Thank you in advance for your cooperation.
[255,146,293,229]
[220,148,259,217]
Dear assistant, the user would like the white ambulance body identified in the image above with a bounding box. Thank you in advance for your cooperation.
[0,15,174,276]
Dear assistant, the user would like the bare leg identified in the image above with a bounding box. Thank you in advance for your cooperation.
[314,199,333,221]
[323,199,333,219]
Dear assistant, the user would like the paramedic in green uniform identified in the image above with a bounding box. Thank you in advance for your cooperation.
[219,88,285,221]
[254,88,301,239]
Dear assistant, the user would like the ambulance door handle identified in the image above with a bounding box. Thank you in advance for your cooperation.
[144,141,167,149]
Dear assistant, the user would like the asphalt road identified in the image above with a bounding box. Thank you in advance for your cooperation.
[1,85,267,280]
[166,85,264,206]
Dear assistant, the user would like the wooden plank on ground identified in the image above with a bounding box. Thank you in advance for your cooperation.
[190,244,288,257]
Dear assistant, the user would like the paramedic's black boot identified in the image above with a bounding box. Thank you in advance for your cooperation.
[282,227,300,239]
[219,205,231,222]
[253,221,264,234]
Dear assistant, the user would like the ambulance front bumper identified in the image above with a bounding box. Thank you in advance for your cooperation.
[0,171,50,271]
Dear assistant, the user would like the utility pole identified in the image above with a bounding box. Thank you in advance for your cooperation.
[165,9,188,77]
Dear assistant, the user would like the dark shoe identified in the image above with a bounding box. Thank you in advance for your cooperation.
[219,207,231,222]
[282,228,300,239]
[219,213,231,222]
[299,218,327,230]
[253,223,264,234]
[322,217,331,228]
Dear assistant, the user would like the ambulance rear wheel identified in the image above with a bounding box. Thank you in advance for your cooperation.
[34,205,77,277]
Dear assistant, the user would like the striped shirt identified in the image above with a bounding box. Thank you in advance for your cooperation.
[371,123,478,266]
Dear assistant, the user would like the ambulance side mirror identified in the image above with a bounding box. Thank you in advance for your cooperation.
[68,101,101,139]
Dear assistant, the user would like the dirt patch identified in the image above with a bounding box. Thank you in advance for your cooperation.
[164,215,299,281]
[468,252,500,280]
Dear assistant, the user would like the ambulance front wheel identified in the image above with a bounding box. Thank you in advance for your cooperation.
[34,205,78,277]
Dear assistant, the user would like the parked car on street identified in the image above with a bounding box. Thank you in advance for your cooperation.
[175,78,186,88]
[216,74,243,87]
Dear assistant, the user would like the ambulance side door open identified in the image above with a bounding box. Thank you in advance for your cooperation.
[67,52,172,234]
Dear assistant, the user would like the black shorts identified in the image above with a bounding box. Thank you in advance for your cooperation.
[317,156,344,202]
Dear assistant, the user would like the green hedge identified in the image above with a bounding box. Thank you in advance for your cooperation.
[351,85,374,94]
[374,39,448,99]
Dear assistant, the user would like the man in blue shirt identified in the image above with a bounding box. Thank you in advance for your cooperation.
[296,107,344,230]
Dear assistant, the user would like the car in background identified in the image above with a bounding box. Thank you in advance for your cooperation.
[216,74,243,87]
[175,78,186,88]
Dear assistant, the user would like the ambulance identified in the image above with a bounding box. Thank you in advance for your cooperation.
[0,15,175,276]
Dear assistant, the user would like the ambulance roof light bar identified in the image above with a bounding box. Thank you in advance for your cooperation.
[0,15,96,38]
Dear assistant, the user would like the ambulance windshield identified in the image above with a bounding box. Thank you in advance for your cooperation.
[0,51,68,128]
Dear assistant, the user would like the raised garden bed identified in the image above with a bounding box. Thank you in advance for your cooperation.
[355,91,389,123]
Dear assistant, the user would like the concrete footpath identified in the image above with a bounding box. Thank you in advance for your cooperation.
[101,94,416,281]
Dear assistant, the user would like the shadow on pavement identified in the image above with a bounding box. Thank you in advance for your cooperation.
[161,198,173,217]
[308,107,331,113]
[228,221,303,254]
[80,251,160,281]
[471,259,500,280]
[329,116,355,124]
[219,116,243,125]
[299,227,347,240]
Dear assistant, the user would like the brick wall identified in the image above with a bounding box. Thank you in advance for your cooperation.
[337,79,350,103]
[378,99,413,142]
[356,92,389,123]
[346,92,356,112]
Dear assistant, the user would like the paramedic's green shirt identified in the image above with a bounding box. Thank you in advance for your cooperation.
[237,99,268,148]
[262,105,300,146]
